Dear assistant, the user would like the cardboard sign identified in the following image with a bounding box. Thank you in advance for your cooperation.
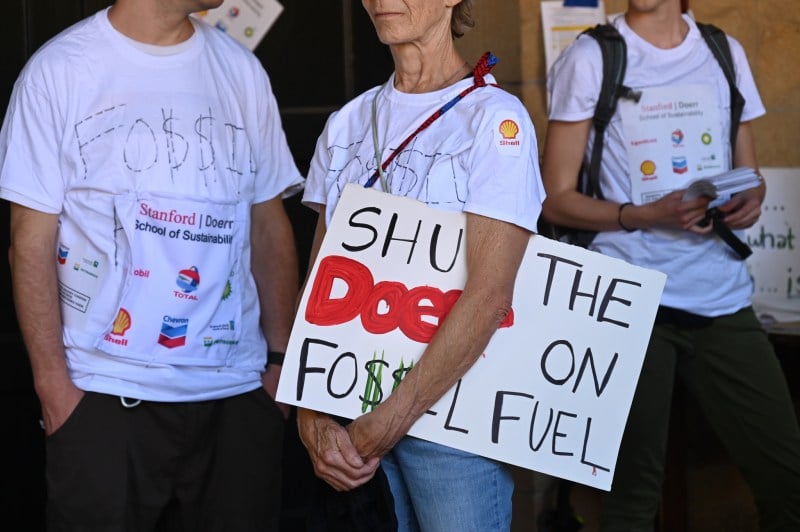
[745,167,800,323]
[276,184,666,490]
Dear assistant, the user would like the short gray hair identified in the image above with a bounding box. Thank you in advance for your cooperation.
[451,0,475,39]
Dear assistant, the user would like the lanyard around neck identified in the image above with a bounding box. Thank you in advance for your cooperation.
[365,51,499,190]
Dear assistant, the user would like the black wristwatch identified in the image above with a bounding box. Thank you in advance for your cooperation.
[267,350,285,366]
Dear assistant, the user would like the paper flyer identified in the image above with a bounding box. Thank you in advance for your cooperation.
[192,0,283,51]
[541,0,606,75]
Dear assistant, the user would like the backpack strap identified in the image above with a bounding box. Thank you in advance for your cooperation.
[582,24,641,201]
[539,24,639,247]
[696,22,752,260]
[696,22,745,160]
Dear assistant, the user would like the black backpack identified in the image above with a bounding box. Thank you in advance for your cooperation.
[541,22,746,249]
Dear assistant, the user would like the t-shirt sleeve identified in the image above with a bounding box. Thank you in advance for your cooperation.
[463,94,546,234]
[547,35,604,123]
[301,111,338,213]
[728,36,766,122]
[0,76,66,214]
[252,67,304,204]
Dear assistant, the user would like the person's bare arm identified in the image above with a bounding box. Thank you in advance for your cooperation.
[251,196,299,418]
[9,203,83,435]
[541,119,710,233]
[717,121,764,229]
[346,212,531,459]
[296,205,380,491]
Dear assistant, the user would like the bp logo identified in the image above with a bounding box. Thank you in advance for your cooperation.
[701,132,712,145]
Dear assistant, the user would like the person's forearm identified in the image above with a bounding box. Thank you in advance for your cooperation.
[353,216,530,452]
[543,192,632,233]
[9,207,70,393]
[251,198,299,354]
[12,248,70,391]
[374,282,515,437]
[12,236,85,435]
[10,206,85,436]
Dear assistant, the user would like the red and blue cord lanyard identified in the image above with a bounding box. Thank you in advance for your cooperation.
[364,51,499,190]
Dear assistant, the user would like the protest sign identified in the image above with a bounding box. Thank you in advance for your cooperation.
[276,184,666,490]
[745,167,800,323]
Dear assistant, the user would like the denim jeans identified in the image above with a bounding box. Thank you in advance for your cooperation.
[381,436,513,532]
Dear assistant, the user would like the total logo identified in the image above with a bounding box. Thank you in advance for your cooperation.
[671,129,684,146]
[175,266,200,301]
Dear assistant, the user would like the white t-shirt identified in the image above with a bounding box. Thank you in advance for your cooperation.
[304,72,545,233]
[548,14,765,317]
[0,9,303,401]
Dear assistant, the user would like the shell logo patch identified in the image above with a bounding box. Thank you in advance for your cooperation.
[499,119,520,139]
[640,160,656,176]
[111,309,131,336]
[104,308,132,347]
[494,116,522,157]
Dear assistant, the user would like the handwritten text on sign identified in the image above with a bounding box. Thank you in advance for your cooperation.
[744,167,800,322]
[276,184,666,490]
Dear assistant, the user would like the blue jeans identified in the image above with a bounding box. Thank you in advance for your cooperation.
[381,436,513,532]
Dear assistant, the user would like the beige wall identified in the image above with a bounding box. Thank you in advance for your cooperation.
[457,0,800,167]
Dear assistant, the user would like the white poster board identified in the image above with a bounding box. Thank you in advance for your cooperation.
[277,184,666,490]
[541,0,606,75]
[745,167,800,323]
[192,0,283,51]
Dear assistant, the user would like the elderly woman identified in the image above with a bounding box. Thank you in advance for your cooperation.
[297,1,545,530]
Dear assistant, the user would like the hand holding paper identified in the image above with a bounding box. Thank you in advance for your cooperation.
[682,167,762,204]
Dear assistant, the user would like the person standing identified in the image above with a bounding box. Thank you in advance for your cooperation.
[296,1,546,531]
[541,0,800,530]
[0,0,303,530]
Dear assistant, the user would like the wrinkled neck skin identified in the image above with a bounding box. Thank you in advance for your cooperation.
[388,29,470,94]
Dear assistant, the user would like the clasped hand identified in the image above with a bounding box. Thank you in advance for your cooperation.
[297,409,383,492]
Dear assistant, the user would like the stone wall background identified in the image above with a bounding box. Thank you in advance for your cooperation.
[457,0,800,167]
